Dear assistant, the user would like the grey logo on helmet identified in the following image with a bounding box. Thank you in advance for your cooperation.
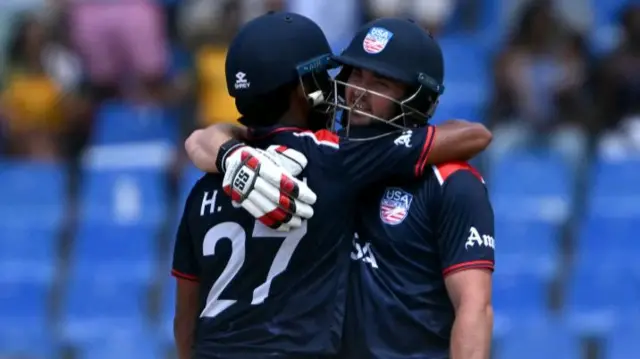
[234,72,251,90]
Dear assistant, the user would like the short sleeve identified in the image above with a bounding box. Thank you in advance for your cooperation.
[340,125,436,187]
[171,191,200,281]
[436,167,495,277]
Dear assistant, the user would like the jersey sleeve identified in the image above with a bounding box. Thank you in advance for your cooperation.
[340,125,436,188]
[171,189,200,282]
[435,165,495,277]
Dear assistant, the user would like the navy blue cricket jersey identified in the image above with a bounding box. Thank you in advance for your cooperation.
[341,162,495,359]
[171,125,438,358]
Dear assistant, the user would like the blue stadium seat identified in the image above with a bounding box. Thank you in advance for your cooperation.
[174,164,205,234]
[439,35,489,84]
[78,167,167,226]
[70,223,157,282]
[493,273,548,317]
[579,216,640,250]
[589,0,630,54]
[565,270,637,333]
[593,0,629,27]
[490,151,572,222]
[490,151,572,197]
[605,324,640,359]
[91,101,179,145]
[0,225,57,279]
[0,160,66,227]
[572,247,638,282]
[431,100,485,125]
[0,280,50,332]
[590,157,640,197]
[180,164,204,203]
[61,279,148,342]
[160,278,176,342]
[0,328,59,359]
[77,333,163,359]
[495,219,559,276]
[475,0,504,46]
[496,321,581,359]
[437,35,490,114]
[577,217,640,273]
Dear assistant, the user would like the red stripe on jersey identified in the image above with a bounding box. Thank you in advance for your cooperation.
[442,260,494,277]
[434,161,484,184]
[171,269,199,282]
[414,126,436,177]
[313,129,340,145]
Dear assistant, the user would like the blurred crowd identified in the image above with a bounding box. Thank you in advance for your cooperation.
[0,0,636,170]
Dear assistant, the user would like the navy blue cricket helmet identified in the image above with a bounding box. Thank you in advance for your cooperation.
[225,11,336,128]
[329,17,445,131]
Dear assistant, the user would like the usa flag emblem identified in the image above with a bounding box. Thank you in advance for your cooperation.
[380,187,413,225]
[363,27,394,54]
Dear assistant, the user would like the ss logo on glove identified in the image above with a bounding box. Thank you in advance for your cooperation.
[233,168,252,193]
[222,145,317,231]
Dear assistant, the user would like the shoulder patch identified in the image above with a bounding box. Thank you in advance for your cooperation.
[432,161,484,185]
[380,187,413,225]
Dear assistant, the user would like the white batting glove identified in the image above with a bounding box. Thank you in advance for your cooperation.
[222,145,317,231]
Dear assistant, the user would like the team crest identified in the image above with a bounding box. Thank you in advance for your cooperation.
[380,188,413,225]
[363,27,394,54]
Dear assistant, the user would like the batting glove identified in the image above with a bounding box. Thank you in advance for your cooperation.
[221,144,317,231]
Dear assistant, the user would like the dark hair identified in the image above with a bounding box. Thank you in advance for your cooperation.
[6,13,41,67]
[620,3,640,30]
[509,0,552,46]
[236,81,298,127]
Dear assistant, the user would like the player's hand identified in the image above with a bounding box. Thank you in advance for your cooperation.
[222,145,317,231]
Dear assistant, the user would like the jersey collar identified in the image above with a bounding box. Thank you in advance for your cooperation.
[248,125,308,140]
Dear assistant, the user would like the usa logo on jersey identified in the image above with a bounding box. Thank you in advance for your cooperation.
[363,27,394,54]
[380,187,413,225]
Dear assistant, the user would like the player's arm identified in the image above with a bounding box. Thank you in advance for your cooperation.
[435,166,494,359]
[185,123,249,173]
[341,120,491,186]
[171,191,201,359]
[430,120,492,163]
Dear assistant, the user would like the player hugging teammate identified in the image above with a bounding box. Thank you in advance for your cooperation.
[174,11,494,359]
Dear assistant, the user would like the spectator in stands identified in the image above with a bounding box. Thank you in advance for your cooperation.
[488,0,592,172]
[66,0,169,103]
[364,0,455,34]
[240,0,285,24]
[594,3,640,153]
[0,0,48,79]
[0,14,80,161]
[178,0,284,127]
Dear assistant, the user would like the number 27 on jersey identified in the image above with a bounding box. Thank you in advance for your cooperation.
[200,220,308,318]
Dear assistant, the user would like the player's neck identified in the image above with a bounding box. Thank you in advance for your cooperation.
[278,111,307,129]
